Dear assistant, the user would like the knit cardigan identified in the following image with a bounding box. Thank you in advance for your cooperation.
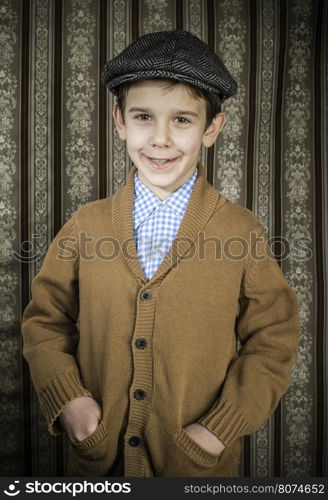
[21,162,301,477]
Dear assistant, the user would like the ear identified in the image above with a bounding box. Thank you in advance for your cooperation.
[112,103,127,140]
[201,112,226,148]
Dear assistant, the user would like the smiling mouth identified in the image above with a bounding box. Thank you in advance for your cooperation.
[144,155,179,170]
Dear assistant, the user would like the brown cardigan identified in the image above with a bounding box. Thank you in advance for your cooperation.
[21,162,300,477]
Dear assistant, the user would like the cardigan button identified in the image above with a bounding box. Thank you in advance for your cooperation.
[128,436,140,447]
[135,338,147,349]
[134,389,146,400]
[140,290,152,301]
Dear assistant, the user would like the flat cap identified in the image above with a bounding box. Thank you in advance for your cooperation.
[102,30,237,103]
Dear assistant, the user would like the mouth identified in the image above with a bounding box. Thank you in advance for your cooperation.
[143,155,179,171]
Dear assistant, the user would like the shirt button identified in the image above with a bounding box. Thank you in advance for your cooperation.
[129,436,140,447]
[140,290,152,301]
[134,389,146,400]
[135,338,147,349]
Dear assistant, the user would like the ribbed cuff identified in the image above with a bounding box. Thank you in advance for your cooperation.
[197,399,253,447]
[39,371,93,437]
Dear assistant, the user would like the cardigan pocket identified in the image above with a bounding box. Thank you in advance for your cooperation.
[164,426,239,477]
[155,425,225,477]
[175,426,220,465]
[144,411,239,477]
[70,420,109,451]
[67,420,116,477]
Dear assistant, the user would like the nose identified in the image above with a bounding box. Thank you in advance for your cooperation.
[151,120,172,147]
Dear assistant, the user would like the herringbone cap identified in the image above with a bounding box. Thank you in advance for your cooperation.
[102,30,237,102]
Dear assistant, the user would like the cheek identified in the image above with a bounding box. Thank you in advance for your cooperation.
[176,133,202,153]
[126,128,149,149]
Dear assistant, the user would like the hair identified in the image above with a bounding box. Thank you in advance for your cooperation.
[114,78,222,132]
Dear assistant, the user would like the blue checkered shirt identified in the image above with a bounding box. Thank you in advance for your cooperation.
[133,168,198,281]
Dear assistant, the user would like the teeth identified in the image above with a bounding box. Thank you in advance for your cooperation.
[152,159,168,163]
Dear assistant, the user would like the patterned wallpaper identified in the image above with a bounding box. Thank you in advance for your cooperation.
[0,0,327,477]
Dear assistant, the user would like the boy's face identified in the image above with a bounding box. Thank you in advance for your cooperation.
[113,79,225,200]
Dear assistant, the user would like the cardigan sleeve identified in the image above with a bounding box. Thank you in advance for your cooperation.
[21,214,93,436]
[197,222,301,447]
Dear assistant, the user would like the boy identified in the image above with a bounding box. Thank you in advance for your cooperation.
[21,30,300,477]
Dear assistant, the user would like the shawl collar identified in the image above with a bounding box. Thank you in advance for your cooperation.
[111,162,226,287]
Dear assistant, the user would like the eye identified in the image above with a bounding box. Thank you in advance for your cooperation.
[135,114,151,120]
[175,116,191,124]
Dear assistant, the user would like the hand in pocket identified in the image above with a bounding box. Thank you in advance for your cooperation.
[58,396,102,443]
[182,423,225,456]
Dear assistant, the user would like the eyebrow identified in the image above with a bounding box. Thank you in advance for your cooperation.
[127,107,200,118]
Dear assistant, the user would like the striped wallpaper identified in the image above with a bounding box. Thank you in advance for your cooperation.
[0,0,327,477]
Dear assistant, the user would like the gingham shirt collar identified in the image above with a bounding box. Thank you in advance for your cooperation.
[133,168,198,231]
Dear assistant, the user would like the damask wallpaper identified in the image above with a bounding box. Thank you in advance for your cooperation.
[0,0,327,477]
